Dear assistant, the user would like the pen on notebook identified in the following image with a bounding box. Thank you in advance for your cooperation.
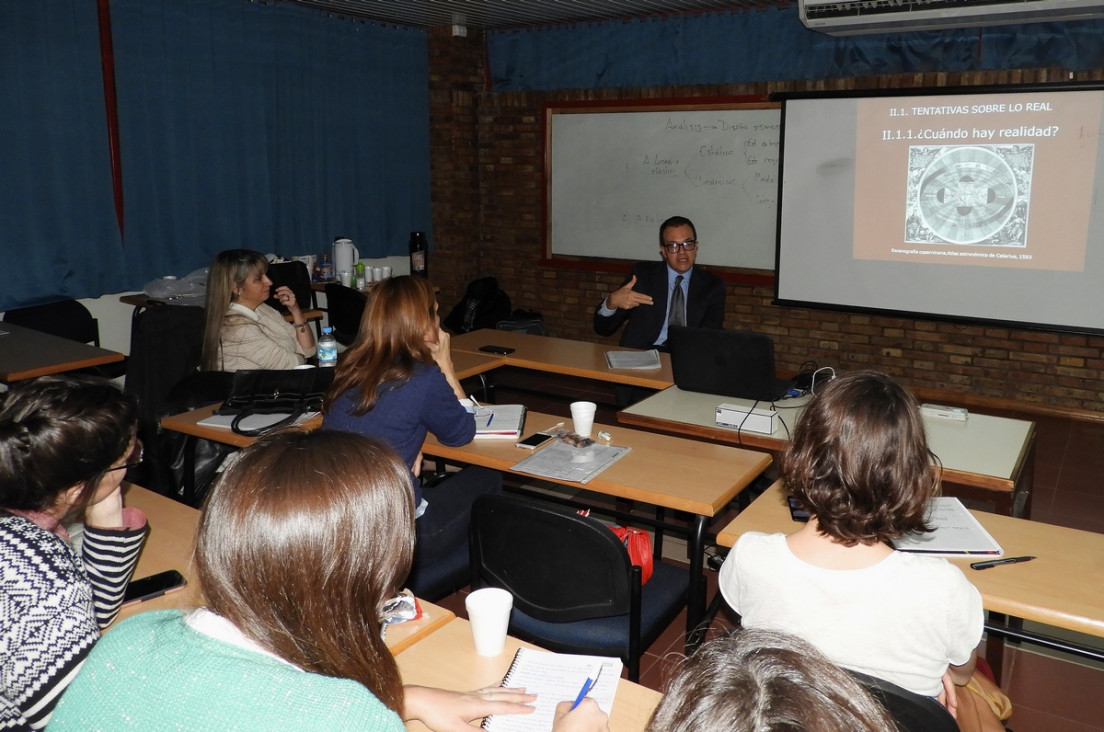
[486,413,494,427]
[570,663,603,711]
[970,555,1036,570]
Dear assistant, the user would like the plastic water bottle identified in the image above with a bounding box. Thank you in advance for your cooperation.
[317,326,338,367]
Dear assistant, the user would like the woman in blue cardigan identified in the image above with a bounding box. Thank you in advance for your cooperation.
[322,275,502,596]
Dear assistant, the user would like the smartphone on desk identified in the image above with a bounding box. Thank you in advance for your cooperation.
[479,344,515,355]
[516,432,554,450]
[122,569,187,606]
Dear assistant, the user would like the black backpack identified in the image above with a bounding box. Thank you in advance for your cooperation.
[444,277,512,334]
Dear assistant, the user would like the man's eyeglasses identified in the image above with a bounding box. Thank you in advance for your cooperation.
[662,239,698,253]
[106,442,144,472]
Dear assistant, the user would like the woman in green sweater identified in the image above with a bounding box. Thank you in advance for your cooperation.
[49,430,608,731]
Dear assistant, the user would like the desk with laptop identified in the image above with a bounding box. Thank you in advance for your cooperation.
[621,326,1036,518]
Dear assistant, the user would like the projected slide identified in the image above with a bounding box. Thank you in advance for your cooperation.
[852,91,1099,272]
[776,86,1104,334]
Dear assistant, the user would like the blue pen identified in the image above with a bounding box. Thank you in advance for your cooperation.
[570,663,603,711]
[486,413,494,427]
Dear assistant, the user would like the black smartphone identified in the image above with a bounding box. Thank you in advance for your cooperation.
[787,496,810,522]
[515,432,554,450]
[478,344,515,355]
[122,569,187,606]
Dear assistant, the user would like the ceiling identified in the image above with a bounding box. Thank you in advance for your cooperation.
[283,0,788,31]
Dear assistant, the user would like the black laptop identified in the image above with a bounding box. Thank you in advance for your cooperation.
[668,326,792,402]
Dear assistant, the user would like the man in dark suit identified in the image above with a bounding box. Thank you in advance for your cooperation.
[594,215,726,350]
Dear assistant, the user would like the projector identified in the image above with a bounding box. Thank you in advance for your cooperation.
[716,404,779,435]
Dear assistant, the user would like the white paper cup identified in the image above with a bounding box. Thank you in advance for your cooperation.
[372,267,384,281]
[338,270,352,287]
[465,587,513,657]
[570,401,597,439]
[381,266,392,279]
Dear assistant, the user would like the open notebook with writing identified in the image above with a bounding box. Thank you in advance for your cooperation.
[892,497,1003,557]
[483,648,621,732]
[474,404,527,439]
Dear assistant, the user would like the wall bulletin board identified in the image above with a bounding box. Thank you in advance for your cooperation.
[545,100,782,271]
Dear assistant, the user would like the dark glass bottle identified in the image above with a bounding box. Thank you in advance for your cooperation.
[409,231,428,279]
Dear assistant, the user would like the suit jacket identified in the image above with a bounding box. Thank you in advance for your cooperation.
[593,260,726,349]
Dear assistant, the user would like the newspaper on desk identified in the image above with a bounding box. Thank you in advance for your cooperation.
[509,437,630,484]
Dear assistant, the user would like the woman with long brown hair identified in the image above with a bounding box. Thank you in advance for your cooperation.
[51,430,605,730]
[322,275,501,596]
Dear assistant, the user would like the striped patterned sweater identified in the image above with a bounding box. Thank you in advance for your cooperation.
[0,508,147,730]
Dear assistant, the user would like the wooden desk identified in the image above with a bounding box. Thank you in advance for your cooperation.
[620,386,1036,518]
[451,329,675,390]
[424,409,772,638]
[113,485,454,651]
[0,322,126,383]
[716,482,1104,675]
[160,404,772,640]
[395,618,661,732]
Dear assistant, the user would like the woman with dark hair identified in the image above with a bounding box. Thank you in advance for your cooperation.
[719,371,985,717]
[50,430,607,731]
[646,629,897,732]
[322,275,502,595]
[0,375,148,729]
[200,248,315,371]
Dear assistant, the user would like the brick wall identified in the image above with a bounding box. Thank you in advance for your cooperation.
[427,33,1104,416]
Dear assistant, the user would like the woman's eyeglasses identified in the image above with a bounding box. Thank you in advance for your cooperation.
[662,239,698,253]
[106,442,145,472]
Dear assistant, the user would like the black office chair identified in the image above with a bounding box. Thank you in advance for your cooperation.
[264,260,314,317]
[324,283,367,346]
[469,493,690,681]
[848,670,960,732]
[3,299,127,379]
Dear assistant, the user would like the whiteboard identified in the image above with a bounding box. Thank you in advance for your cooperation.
[547,103,781,270]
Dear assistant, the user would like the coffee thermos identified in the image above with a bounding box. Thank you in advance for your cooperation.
[409,231,428,279]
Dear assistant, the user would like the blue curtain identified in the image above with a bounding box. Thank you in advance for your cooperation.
[110,0,431,286]
[487,5,1104,92]
[0,1,122,310]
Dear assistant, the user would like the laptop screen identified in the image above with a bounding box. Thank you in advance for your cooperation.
[668,326,790,402]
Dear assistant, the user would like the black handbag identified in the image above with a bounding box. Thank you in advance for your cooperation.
[216,368,334,437]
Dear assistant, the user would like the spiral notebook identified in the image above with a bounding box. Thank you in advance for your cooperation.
[482,648,622,731]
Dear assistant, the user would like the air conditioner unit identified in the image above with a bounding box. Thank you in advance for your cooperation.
[799,0,1104,36]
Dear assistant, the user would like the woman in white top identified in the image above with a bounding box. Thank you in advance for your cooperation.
[201,249,316,371]
[719,371,986,719]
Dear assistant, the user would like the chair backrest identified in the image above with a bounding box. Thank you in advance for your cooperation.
[324,283,367,346]
[265,261,313,315]
[470,493,633,622]
[3,299,100,345]
[848,671,959,732]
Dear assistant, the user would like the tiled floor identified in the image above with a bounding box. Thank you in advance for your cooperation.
[448,368,1104,731]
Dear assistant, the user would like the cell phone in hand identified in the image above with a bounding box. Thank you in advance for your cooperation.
[122,569,187,606]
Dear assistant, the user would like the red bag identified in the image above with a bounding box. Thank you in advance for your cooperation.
[607,525,654,585]
[576,510,654,584]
